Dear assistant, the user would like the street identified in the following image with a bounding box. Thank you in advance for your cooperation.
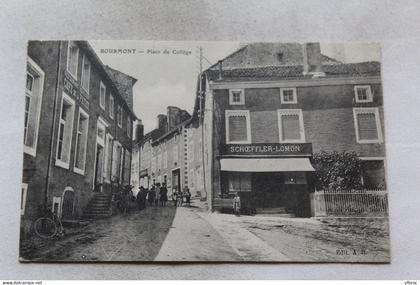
[21,199,390,262]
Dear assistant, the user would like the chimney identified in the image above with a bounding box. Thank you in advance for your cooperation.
[302,43,325,77]
[167,106,181,130]
[218,60,223,80]
[157,114,168,132]
[135,120,144,143]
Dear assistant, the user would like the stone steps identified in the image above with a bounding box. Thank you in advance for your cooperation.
[82,193,112,220]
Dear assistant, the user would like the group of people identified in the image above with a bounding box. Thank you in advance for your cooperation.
[135,183,192,210]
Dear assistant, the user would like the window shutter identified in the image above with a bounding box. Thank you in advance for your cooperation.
[357,113,378,140]
[228,115,247,142]
[281,114,300,140]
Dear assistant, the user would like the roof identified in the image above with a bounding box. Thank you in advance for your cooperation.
[205,61,381,82]
[77,41,138,119]
[104,66,137,114]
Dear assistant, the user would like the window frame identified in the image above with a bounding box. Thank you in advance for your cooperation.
[117,105,123,128]
[24,57,45,157]
[80,54,91,94]
[73,108,89,175]
[225,110,252,144]
[354,85,373,103]
[66,41,79,80]
[277,109,306,143]
[353,107,383,144]
[280,87,297,104]
[55,93,76,169]
[229,89,245,105]
[99,81,106,110]
[109,94,114,119]
[21,183,28,215]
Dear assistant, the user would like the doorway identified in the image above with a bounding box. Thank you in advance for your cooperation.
[94,144,104,192]
[172,169,180,193]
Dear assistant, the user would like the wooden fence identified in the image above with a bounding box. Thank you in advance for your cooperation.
[310,188,388,217]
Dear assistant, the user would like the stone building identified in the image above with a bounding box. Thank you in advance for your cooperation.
[196,43,385,216]
[22,41,137,234]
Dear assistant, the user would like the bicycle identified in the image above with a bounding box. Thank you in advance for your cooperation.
[33,207,64,239]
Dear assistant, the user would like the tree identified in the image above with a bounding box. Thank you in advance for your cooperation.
[312,151,363,191]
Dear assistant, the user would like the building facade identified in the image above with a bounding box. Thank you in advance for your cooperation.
[198,43,385,216]
[22,41,137,234]
[133,107,192,196]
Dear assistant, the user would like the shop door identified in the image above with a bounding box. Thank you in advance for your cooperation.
[252,172,284,208]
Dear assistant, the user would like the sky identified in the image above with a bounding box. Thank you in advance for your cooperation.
[90,41,381,133]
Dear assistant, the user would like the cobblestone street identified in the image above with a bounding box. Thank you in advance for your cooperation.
[21,199,390,262]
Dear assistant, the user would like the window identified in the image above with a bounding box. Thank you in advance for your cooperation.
[81,55,91,93]
[127,117,132,138]
[354,85,373,103]
[277,109,305,142]
[109,94,114,119]
[21,183,28,215]
[73,109,89,174]
[111,141,122,182]
[104,134,113,182]
[173,145,178,163]
[228,173,251,192]
[99,82,106,109]
[123,150,131,185]
[229,89,245,105]
[163,150,168,169]
[117,105,123,127]
[67,41,79,79]
[280,88,297,104]
[353,108,383,143]
[226,110,251,144]
[56,93,75,169]
[24,58,45,157]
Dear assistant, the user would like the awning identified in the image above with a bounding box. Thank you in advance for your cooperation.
[220,158,315,172]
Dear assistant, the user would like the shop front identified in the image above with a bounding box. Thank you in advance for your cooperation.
[216,143,315,217]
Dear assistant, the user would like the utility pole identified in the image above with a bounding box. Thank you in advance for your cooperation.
[199,46,207,201]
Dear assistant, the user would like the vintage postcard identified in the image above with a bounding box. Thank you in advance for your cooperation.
[20,41,389,262]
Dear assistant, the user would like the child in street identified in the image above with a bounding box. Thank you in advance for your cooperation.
[233,192,241,216]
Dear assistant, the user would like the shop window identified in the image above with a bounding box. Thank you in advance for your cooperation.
[56,93,75,169]
[354,85,373,103]
[81,54,91,93]
[284,172,306,184]
[99,81,106,110]
[228,172,252,192]
[226,110,251,144]
[21,183,28,215]
[280,88,297,104]
[74,109,89,174]
[277,109,305,143]
[353,108,383,143]
[24,58,45,157]
[109,94,114,119]
[361,160,386,189]
[229,89,245,105]
[67,41,79,79]
[117,105,123,127]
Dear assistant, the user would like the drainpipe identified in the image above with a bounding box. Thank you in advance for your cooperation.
[44,41,62,209]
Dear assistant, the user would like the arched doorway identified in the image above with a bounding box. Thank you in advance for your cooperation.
[61,187,75,220]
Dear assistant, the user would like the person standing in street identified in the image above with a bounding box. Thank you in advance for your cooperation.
[160,183,168,207]
[233,192,241,216]
[177,188,184,207]
[148,186,156,207]
[184,186,191,207]
[155,183,161,206]
[172,188,178,207]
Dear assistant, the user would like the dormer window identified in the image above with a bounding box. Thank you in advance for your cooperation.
[354,85,373,103]
[229,89,245,105]
[280,88,297,104]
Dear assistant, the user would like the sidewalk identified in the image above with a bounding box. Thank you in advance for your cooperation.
[154,206,240,261]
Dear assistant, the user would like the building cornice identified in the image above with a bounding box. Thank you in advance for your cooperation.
[209,75,381,90]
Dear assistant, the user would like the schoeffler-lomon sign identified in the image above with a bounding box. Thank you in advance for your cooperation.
[221,143,313,156]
